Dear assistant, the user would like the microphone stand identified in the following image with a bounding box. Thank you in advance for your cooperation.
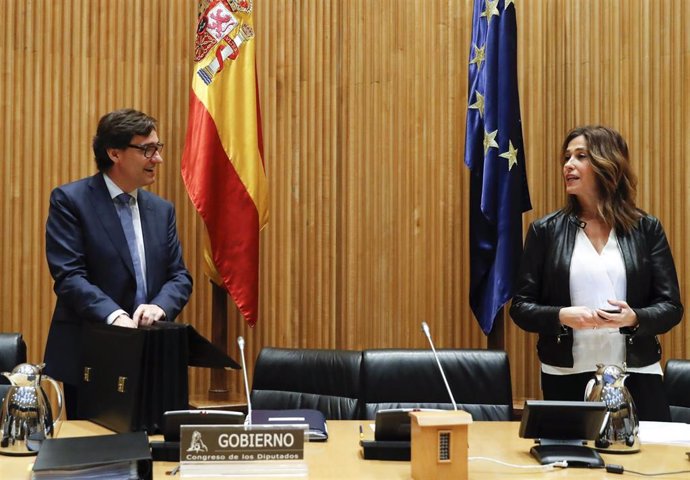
[237,336,252,425]
[421,322,457,410]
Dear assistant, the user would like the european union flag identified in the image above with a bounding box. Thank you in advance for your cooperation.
[464,0,531,335]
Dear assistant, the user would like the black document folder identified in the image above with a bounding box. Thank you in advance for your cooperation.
[79,322,239,434]
[32,431,152,479]
[251,409,328,441]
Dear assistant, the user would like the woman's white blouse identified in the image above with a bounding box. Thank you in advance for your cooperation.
[542,228,661,376]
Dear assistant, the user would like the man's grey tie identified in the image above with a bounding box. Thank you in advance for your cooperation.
[115,193,147,310]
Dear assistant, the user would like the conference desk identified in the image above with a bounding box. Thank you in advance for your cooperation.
[3,420,689,479]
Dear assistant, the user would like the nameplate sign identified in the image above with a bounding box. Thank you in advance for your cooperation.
[180,424,306,463]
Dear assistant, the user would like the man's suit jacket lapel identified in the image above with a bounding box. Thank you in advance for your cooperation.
[87,173,136,279]
[137,190,162,293]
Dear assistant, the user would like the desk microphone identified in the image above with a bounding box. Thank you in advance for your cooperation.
[421,321,458,411]
[237,336,252,425]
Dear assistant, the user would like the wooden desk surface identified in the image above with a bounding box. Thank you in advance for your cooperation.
[2,420,688,479]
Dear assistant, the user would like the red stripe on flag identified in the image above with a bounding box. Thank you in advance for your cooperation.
[255,64,265,164]
[182,94,260,326]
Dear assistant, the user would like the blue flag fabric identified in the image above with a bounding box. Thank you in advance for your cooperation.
[464,0,532,335]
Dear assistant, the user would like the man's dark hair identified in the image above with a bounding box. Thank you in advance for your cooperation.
[92,109,157,172]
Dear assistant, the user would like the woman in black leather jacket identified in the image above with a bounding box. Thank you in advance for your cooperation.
[510,125,683,421]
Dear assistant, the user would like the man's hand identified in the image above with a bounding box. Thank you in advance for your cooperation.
[133,304,166,327]
[112,314,137,328]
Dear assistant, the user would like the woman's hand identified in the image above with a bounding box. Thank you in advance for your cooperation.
[595,300,638,329]
[559,306,600,329]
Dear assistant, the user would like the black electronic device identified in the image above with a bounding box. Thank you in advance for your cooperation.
[374,408,413,441]
[360,439,411,461]
[374,407,442,441]
[162,409,245,441]
[360,408,440,461]
[598,308,622,318]
[519,400,607,468]
[359,409,418,461]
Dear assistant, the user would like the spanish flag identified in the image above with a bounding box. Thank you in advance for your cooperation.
[182,0,268,327]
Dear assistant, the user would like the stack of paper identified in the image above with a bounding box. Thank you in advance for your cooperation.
[638,421,690,446]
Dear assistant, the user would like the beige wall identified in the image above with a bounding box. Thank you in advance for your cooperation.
[0,0,687,403]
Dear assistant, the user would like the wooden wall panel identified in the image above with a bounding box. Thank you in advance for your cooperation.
[334,1,472,351]
[0,0,688,408]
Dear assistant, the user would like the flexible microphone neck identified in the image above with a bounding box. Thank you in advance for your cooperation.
[568,215,587,229]
[237,336,252,425]
[421,322,458,411]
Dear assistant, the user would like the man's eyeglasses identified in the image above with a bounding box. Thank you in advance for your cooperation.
[127,142,164,158]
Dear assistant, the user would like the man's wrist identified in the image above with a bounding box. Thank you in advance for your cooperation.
[107,309,128,325]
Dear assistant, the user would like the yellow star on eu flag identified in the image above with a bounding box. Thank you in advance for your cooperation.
[505,0,515,9]
[469,91,485,118]
[481,0,500,25]
[469,44,486,70]
[483,129,499,155]
[499,140,519,170]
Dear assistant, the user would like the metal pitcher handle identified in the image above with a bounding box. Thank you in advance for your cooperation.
[584,378,596,400]
[43,376,64,426]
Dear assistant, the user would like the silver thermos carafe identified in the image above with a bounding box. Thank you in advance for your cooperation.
[0,363,64,455]
[585,363,640,453]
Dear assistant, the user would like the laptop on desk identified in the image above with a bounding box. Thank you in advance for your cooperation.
[250,409,328,441]
[162,410,245,442]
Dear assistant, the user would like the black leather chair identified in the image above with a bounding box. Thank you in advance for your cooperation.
[0,333,27,402]
[664,359,690,423]
[250,347,362,420]
[359,349,513,421]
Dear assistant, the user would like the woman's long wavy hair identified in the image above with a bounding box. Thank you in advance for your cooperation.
[562,125,642,233]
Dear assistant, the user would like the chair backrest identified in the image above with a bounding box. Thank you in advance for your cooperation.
[0,333,28,402]
[359,349,513,421]
[664,359,690,423]
[250,347,362,420]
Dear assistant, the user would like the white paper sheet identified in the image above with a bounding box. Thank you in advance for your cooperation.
[638,421,690,446]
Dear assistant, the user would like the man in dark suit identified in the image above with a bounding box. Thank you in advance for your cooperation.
[43,109,193,418]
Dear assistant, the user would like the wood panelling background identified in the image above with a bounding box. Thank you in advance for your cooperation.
[0,0,687,406]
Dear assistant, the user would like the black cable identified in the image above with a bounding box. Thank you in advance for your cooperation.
[606,464,690,476]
